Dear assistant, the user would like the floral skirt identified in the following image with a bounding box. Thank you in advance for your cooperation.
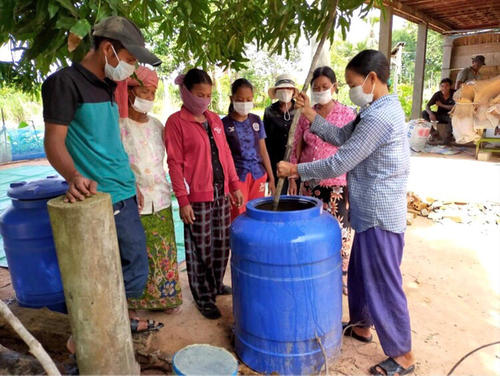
[128,206,182,310]
[301,183,352,275]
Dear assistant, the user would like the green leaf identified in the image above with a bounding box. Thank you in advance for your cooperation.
[48,0,59,18]
[54,0,78,17]
[70,19,91,38]
[18,121,29,129]
[55,16,76,30]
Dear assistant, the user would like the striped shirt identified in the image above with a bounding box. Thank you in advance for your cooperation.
[297,94,410,233]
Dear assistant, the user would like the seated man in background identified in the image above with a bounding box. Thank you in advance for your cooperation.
[455,55,485,90]
[422,78,455,145]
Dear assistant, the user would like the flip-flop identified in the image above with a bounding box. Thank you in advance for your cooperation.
[342,322,373,343]
[369,357,415,376]
[130,318,164,333]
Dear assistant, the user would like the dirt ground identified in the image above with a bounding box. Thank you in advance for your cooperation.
[1,215,498,375]
[1,156,499,375]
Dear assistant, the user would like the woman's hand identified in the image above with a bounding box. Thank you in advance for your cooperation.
[277,161,299,179]
[136,184,144,213]
[180,204,196,224]
[295,92,316,122]
[267,177,276,196]
[288,178,297,195]
[230,189,244,208]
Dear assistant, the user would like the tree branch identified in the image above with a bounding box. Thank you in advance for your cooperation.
[0,300,61,376]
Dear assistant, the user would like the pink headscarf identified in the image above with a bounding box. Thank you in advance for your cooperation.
[115,66,159,118]
[175,74,211,116]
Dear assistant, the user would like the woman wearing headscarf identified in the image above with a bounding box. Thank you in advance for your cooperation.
[165,68,243,320]
[119,66,182,314]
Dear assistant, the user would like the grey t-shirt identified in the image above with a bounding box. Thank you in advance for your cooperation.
[457,66,481,84]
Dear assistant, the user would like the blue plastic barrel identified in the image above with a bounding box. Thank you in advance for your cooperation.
[173,344,238,375]
[231,196,343,374]
[0,176,68,312]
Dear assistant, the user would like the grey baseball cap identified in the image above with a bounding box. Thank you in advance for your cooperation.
[93,16,161,67]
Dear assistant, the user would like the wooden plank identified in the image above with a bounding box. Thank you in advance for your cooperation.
[379,7,393,59]
[379,0,452,33]
[411,23,428,120]
[379,0,500,32]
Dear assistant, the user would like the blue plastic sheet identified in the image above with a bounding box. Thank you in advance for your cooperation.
[7,128,46,161]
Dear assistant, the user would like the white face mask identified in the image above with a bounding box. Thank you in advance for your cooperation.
[311,87,333,105]
[349,74,375,107]
[276,89,294,104]
[132,96,154,114]
[104,45,136,82]
[233,101,253,116]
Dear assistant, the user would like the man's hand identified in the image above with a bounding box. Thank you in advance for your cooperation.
[180,204,196,224]
[277,161,299,179]
[136,184,144,213]
[230,189,244,208]
[65,173,98,203]
[436,100,443,107]
[429,112,437,122]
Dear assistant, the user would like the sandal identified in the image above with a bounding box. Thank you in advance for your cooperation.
[369,357,415,376]
[197,303,221,320]
[342,322,373,343]
[130,318,164,333]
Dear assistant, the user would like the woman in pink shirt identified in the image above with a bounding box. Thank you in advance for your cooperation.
[165,68,243,320]
[289,66,356,294]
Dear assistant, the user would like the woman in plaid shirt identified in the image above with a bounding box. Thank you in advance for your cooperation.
[278,50,415,376]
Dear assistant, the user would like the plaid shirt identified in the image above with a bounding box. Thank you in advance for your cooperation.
[297,94,410,233]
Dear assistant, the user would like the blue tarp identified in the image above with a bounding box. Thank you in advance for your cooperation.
[0,165,185,267]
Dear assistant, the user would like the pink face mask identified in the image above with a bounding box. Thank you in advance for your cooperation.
[175,74,211,116]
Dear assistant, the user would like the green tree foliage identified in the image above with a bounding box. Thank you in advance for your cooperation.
[392,22,443,87]
[0,0,380,92]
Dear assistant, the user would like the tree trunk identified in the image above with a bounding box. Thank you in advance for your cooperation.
[47,193,139,375]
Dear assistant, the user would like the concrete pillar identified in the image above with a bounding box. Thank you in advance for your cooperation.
[378,7,393,60]
[47,193,139,375]
[441,36,454,80]
[411,23,428,120]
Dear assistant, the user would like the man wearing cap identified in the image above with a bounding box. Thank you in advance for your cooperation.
[455,55,485,90]
[42,16,162,332]
[264,74,298,195]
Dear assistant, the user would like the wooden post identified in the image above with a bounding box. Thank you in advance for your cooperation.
[441,36,453,80]
[378,7,393,60]
[411,23,428,120]
[47,193,139,375]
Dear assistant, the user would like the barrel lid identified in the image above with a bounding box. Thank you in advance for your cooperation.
[8,175,68,200]
[173,344,238,376]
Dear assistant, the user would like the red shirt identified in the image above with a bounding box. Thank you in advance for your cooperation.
[165,106,239,207]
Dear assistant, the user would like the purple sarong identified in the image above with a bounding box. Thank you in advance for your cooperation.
[347,227,412,357]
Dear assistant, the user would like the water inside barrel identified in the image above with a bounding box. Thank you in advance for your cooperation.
[256,200,315,212]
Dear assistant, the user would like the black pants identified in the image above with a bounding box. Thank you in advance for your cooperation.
[422,111,453,144]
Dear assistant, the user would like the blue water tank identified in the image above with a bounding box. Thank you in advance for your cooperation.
[231,196,342,375]
[0,176,68,312]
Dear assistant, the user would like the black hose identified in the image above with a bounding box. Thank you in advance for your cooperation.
[447,341,500,376]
